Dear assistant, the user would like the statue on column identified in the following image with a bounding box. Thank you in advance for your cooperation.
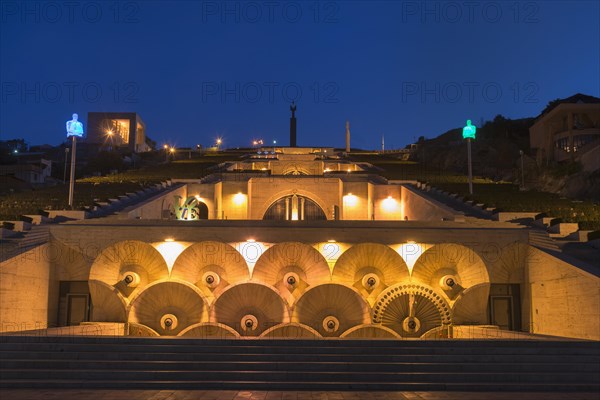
[66,113,84,137]
[290,101,297,117]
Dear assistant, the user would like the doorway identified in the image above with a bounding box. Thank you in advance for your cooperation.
[489,284,521,331]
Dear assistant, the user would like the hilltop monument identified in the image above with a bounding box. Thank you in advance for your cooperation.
[290,102,297,147]
[345,121,350,153]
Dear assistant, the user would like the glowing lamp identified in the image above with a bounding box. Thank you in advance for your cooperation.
[233,192,246,205]
[382,196,398,212]
[344,193,358,207]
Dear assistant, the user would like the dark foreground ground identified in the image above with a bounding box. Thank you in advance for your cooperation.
[0,390,598,400]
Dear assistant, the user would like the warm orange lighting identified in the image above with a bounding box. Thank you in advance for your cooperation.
[327,239,336,243]
[195,195,204,202]
[246,238,256,242]
[382,196,398,212]
[395,242,429,272]
[233,192,246,205]
[170,147,175,153]
[153,240,190,273]
[343,193,358,207]
[163,144,168,149]
[106,130,113,135]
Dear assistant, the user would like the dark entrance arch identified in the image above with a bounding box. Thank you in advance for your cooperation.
[197,201,209,219]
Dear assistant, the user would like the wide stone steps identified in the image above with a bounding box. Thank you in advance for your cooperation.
[2,351,597,364]
[3,360,599,373]
[1,336,599,391]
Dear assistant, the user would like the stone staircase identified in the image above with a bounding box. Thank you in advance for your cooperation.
[1,336,599,391]
[528,229,561,252]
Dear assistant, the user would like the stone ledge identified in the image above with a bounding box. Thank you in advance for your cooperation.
[44,210,89,220]
[493,212,541,222]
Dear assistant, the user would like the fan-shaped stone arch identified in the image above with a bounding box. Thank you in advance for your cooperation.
[292,283,371,337]
[451,283,491,325]
[127,322,160,337]
[340,324,402,339]
[488,241,528,283]
[411,243,489,301]
[373,284,450,338]
[88,280,127,322]
[260,323,322,339]
[252,242,331,305]
[128,281,209,336]
[171,241,249,301]
[332,243,410,306]
[211,282,289,337]
[177,322,240,339]
[89,240,169,299]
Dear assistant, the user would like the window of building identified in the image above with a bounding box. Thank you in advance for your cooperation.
[264,194,326,220]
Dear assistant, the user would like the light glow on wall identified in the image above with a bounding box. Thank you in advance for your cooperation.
[316,241,350,273]
[382,196,398,212]
[152,240,192,273]
[395,242,431,273]
[233,192,247,206]
[343,193,358,207]
[232,240,269,275]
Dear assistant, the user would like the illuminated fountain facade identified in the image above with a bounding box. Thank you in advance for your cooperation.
[1,148,598,341]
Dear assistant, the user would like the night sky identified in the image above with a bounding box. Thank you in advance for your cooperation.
[1,0,598,150]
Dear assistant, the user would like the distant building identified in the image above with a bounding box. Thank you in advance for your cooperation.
[529,93,600,171]
[0,159,51,184]
[86,112,149,153]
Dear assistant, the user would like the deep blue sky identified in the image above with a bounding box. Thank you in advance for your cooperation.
[1,0,599,149]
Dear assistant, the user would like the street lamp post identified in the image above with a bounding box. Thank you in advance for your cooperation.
[163,144,169,162]
[462,119,477,196]
[106,130,114,151]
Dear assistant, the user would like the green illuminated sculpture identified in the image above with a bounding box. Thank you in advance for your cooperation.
[462,119,476,195]
[462,120,477,140]
[172,196,201,220]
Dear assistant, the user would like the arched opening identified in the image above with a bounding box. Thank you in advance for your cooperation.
[197,201,209,219]
[263,194,326,221]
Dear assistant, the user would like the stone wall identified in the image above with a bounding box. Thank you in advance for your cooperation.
[527,247,600,340]
[400,185,459,221]
[0,244,56,333]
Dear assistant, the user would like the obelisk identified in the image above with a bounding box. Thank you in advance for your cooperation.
[345,121,350,153]
[290,102,297,147]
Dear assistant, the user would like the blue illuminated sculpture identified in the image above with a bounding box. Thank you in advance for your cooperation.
[66,113,84,137]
